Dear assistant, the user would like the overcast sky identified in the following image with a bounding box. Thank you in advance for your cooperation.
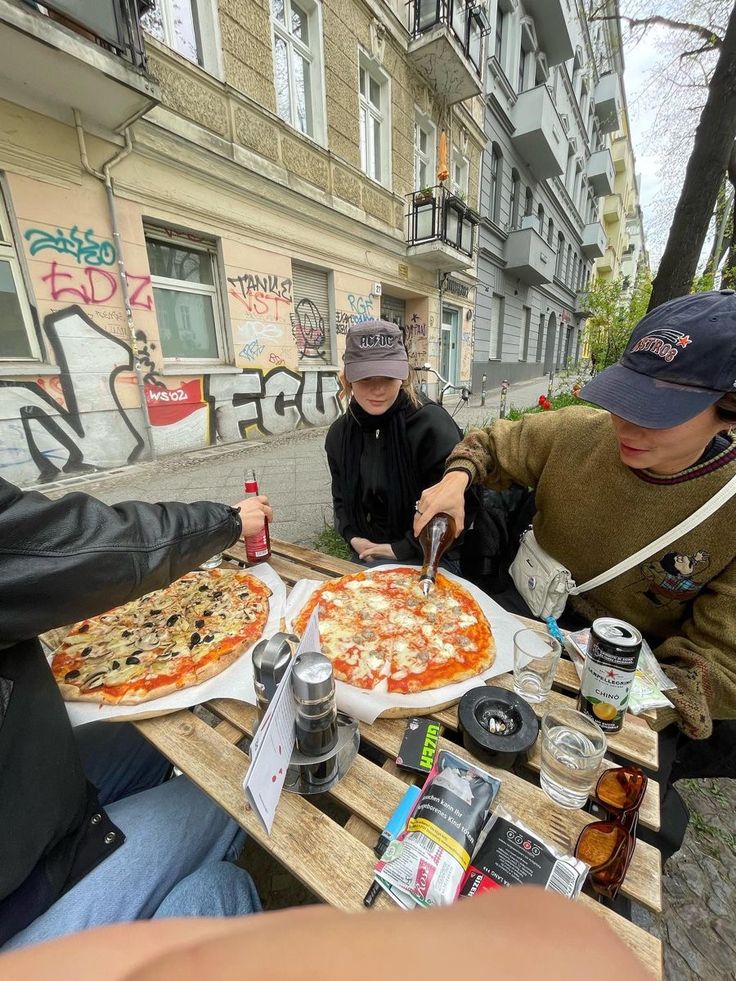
[622,28,670,267]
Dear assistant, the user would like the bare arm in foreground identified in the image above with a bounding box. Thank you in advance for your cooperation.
[0,888,649,981]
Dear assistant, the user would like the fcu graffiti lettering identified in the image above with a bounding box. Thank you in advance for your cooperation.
[41,261,153,310]
[0,307,145,485]
[24,226,117,266]
[291,298,327,360]
[210,368,342,440]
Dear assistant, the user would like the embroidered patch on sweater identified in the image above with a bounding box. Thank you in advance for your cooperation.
[635,550,711,606]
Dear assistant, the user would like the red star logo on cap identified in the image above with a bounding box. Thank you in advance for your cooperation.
[676,334,692,347]
[607,669,616,679]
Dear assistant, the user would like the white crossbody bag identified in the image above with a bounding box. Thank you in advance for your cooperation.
[509,473,736,620]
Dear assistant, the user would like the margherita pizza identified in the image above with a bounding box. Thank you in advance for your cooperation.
[51,568,271,705]
[293,567,494,693]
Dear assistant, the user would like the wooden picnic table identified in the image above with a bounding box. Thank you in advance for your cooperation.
[135,537,664,979]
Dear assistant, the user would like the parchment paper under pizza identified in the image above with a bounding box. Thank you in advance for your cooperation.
[286,565,520,724]
[49,563,286,726]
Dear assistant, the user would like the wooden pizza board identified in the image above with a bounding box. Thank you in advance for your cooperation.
[378,695,463,719]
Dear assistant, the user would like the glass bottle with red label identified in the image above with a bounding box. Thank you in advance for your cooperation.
[244,469,271,562]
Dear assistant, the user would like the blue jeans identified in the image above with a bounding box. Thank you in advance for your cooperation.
[2,723,259,950]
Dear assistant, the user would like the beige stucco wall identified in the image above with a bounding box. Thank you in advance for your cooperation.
[0,95,475,486]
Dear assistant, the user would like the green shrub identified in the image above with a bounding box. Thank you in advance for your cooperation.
[313,524,352,559]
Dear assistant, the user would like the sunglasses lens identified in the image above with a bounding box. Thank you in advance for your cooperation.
[575,823,633,900]
[576,822,627,869]
[597,767,647,811]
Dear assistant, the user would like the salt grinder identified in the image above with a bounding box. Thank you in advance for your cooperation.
[252,632,297,725]
[291,651,338,785]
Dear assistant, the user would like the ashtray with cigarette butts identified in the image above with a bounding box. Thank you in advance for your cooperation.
[458,686,539,770]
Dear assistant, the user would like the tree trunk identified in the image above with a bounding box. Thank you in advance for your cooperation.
[649,5,736,310]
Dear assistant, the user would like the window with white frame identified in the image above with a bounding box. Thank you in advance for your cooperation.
[414,112,436,190]
[509,168,520,228]
[494,4,504,65]
[146,230,225,363]
[489,145,502,222]
[142,0,221,73]
[359,52,390,186]
[451,146,469,198]
[271,0,325,143]
[0,188,39,361]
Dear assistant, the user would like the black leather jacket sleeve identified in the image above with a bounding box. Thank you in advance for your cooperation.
[0,478,242,650]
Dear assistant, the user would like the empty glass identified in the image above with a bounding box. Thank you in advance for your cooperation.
[199,553,223,570]
[513,628,561,703]
[540,707,608,809]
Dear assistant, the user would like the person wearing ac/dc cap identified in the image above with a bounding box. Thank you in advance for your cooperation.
[413,290,736,861]
[325,320,474,568]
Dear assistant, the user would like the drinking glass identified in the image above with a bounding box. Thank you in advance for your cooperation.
[513,628,561,703]
[199,553,223,570]
[540,707,608,809]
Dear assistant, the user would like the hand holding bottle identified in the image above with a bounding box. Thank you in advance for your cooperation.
[234,496,273,538]
[413,471,470,538]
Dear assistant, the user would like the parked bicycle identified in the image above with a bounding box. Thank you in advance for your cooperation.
[411,363,471,420]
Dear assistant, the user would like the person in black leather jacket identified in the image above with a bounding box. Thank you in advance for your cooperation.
[0,478,271,948]
[325,320,472,567]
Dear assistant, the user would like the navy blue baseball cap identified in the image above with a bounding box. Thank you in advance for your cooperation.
[580,290,736,428]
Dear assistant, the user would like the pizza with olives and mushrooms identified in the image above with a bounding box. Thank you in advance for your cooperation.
[293,567,495,694]
[51,568,271,705]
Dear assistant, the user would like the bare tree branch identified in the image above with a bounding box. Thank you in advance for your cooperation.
[590,12,724,47]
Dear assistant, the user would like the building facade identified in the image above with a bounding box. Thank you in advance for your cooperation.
[473,0,631,389]
[0,0,489,487]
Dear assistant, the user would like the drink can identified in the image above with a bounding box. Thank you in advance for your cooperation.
[577,618,642,733]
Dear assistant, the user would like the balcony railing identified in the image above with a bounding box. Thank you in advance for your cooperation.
[20,0,150,70]
[408,0,490,74]
[406,184,479,269]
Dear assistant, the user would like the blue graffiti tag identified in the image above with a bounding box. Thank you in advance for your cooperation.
[24,225,117,266]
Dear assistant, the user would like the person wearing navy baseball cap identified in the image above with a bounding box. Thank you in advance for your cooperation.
[581,288,736,425]
[410,291,736,863]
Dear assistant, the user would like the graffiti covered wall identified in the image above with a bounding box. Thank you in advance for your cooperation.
[0,174,348,485]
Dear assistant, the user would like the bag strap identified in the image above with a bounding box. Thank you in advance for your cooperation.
[572,472,736,595]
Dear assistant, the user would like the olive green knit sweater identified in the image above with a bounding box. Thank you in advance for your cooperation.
[446,406,736,739]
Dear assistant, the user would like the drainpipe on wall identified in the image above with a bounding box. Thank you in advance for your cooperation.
[73,109,156,462]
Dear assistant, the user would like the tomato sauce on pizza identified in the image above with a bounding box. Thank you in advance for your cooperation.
[293,568,495,693]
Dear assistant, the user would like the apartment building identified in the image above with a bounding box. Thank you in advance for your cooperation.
[0,0,489,487]
[472,0,632,389]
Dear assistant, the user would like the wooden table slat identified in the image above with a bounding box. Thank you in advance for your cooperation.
[358,715,662,913]
[137,710,378,911]
[270,539,359,578]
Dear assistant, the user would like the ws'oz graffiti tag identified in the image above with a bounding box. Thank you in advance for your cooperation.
[24,226,117,266]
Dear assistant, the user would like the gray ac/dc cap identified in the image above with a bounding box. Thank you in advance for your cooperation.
[343,319,409,383]
[580,290,736,428]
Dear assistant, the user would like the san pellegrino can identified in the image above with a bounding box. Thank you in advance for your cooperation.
[244,469,271,562]
[577,618,642,733]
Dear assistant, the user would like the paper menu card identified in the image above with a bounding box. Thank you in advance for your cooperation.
[243,607,321,833]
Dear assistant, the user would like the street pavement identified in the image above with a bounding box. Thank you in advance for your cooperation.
[36,372,736,979]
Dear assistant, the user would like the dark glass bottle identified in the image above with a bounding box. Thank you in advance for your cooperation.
[418,512,456,596]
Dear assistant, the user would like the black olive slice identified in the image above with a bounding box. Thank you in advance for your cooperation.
[126,656,141,665]
[64,669,80,681]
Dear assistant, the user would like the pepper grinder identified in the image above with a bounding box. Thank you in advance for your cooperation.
[291,651,338,786]
[418,512,457,596]
[252,632,297,725]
